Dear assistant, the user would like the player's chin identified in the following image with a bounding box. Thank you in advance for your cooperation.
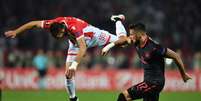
[130,39,135,44]
[55,36,64,40]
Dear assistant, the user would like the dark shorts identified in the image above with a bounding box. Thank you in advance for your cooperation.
[127,81,164,101]
[38,69,47,78]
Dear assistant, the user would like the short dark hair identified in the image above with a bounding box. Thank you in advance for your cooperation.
[129,22,146,32]
[49,22,65,38]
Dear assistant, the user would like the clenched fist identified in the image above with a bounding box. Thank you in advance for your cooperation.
[4,30,17,38]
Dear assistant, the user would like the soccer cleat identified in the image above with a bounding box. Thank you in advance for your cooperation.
[69,96,79,101]
[111,14,125,22]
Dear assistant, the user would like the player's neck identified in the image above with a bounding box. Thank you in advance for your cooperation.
[139,34,148,48]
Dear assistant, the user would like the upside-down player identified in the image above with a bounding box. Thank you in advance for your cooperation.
[102,16,192,101]
[4,15,127,101]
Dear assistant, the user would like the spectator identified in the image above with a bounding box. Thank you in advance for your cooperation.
[33,49,48,88]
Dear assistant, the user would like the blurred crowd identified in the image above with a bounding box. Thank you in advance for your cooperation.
[0,47,200,71]
[0,0,201,70]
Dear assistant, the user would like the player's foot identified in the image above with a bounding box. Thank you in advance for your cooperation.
[111,14,125,22]
[69,96,79,101]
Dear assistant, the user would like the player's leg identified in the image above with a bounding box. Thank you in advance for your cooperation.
[143,83,163,101]
[141,81,163,101]
[117,81,163,101]
[64,41,79,101]
[117,81,146,101]
[65,62,77,100]
[106,14,128,48]
[134,81,163,101]
[111,14,127,37]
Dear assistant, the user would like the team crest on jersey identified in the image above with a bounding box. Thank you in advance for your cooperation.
[140,52,151,64]
[144,52,151,58]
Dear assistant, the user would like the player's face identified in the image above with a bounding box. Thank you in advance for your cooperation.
[129,29,142,39]
[56,28,65,38]
[129,29,143,44]
[128,29,135,43]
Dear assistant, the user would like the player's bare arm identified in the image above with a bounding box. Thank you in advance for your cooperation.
[75,36,87,64]
[67,36,87,79]
[101,36,131,56]
[4,21,43,38]
[114,36,128,46]
[101,24,138,56]
[165,48,192,82]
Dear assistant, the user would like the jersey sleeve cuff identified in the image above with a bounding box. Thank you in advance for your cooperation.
[41,21,44,28]
[76,35,84,40]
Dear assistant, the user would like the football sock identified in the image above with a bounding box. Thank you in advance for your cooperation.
[115,21,127,37]
[65,78,76,98]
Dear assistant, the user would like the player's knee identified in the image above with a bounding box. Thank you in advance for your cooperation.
[65,70,73,79]
[65,71,68,78]
[117,93,127,101]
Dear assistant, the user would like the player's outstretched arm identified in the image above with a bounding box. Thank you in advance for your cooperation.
[69,37,87,70]
[67,36,87,78]
[165,48,192,82]
[4,21,42,38]
[74,36,87,64]
[101,36,130,56]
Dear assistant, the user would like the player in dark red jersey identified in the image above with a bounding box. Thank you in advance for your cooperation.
[102,17,192,101]
[4,15,127,101]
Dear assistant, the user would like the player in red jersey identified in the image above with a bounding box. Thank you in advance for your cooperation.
[5,15,127,101]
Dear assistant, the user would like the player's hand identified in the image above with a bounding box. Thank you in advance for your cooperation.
[101,43,115,56]
[66,61,78,78]
[4,30,17,38]
[182,73,192,83]
[101,49,109,56]
[66,69,76,79]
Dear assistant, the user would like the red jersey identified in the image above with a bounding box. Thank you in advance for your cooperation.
[41,17,89,39]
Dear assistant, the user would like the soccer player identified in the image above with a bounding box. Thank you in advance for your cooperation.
[4,15,127,101]
[102,18,192,101]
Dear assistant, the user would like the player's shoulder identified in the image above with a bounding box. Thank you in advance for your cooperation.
[148,37,162,46]
[44,17,66,22]
[54,17,66,20]
[64,16,75,19]
[46,16,78,21]
[64,16,81,21]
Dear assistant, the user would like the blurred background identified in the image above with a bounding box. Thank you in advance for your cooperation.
[0,0,201,101]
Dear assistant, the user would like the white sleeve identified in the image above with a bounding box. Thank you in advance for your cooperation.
[40,21,45,28]
[115,21,127,37]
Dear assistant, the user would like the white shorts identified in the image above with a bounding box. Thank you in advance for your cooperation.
[66,25,126,63]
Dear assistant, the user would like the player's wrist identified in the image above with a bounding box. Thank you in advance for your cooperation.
[103,42,115,52]
[14,29,20,35]
[69,61,78,70]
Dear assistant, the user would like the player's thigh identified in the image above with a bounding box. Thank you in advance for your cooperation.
[97,30,117,46]
[127,81,145,100]
[107,32,127,43]
[127,81,162,100]
[66,42,79,69]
